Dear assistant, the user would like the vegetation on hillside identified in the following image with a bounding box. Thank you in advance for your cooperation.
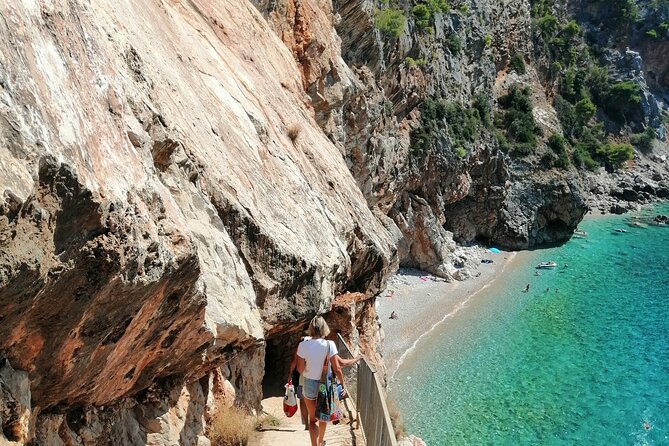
[376,0,450,36]
[411,97,486,160]
[494,86,539,157]
[400,0,657,172]
[526,0,648,171]
[375,7,406,38]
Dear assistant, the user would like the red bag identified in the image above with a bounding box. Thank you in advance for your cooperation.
[283,380,297,417]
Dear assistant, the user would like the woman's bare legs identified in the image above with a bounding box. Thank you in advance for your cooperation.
[317,420,327,446]
[300,397,309,430]
[303,397,319,446]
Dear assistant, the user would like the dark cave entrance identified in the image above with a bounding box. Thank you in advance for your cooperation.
[261,330,305,398]
[544,218,571,239]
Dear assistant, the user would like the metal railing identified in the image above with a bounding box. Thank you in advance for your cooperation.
[336,334,398,446]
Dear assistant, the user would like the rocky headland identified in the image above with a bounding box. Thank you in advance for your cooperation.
[0,0,667,444]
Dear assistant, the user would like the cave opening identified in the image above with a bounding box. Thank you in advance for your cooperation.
[261,329,306,398]
[545,218,570,236]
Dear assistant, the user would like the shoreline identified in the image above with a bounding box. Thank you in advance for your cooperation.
[378,249,527,380]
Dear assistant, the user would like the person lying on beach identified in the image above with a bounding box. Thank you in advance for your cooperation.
[389,311,398,320]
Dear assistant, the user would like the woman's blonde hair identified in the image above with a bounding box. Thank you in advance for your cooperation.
[307,315,330,338]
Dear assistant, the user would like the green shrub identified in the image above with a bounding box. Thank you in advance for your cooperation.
[410,99,447,156]
[646,29,659,38]
[600,81,642,122]
[410,98,482,158]
[555,95,576,137]
[411,0,448,31]
[548,133,570,169]
[596,142,634,170]
[496,85,539,155]
[587,65,610,104]
[548,133,567,153]
[412,4,431,30]
[574,97,596,126]
[375,8,406,38]
[557,94,596,140]
[509,53,526,74]
[405,56,427,68]
[559,68,577,100]
[494,128,512,153]
[446,34,462,53]
[473,93,492,127]
[485,34,492,47]
[562,20,580,39]
[630,127,656,152]
[559,68,589,102]
[573,144,599,170]
[536,13,559,36]
[444,102,481,147]
[427,0,449,13]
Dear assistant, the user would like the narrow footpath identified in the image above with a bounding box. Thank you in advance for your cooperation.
[251,396,365,446]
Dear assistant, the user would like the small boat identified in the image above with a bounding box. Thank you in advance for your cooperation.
[573,229,588,238]
[536,261,558,269]
[613,228,628,233]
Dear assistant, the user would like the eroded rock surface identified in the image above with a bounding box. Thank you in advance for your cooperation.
[1,0,395,443]
[1,0,666,444]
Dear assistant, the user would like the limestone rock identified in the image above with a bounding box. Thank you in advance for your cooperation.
[0,0,395,440]
[1,0,667,444]
[0,357,30,445]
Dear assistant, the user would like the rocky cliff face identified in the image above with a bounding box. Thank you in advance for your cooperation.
[255,0,591,259]
[1,1,395,443]
[1,0,667,444]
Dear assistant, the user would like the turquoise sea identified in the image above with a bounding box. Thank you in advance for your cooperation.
[393,203,669,445]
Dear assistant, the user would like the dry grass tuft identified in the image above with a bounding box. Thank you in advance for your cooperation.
[255,412,282,431]
[287,124,301,143]
[208,405,254,446]
[386,398,406,440]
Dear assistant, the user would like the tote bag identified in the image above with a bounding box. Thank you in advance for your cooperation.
[315,347,341,422]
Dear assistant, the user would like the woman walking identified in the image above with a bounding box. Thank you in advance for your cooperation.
[296,316,345,446]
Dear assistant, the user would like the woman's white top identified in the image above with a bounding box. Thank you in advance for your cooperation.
[297,338,338,380]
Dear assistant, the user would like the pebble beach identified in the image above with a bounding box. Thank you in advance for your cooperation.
[378,249,523,380]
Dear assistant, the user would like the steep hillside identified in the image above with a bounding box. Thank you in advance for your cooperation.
[0,1,395,443]
[0,0,667,444]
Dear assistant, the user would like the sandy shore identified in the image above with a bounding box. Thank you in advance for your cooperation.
[378,249,524,380]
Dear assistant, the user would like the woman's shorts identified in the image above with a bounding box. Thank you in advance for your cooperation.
[302,378,320,400]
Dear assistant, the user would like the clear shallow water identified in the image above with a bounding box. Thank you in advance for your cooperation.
[393,204,669,445]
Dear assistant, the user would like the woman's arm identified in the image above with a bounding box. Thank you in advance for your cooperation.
[296,356,306,375]
[331,354,345,387]
[336,355,362,368]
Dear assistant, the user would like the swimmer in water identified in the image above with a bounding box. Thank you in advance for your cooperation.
[643,420,651,430]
